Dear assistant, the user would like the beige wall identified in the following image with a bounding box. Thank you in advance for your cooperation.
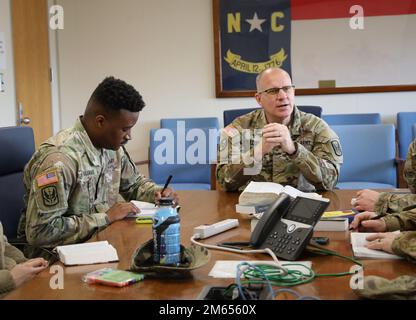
[55,0,416,162]
[0,0,16,126]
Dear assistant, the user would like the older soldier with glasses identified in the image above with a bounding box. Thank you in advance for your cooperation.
[217,67,343,192]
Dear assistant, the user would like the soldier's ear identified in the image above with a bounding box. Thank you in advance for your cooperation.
[255,93,262,105]
[95,114,106,128]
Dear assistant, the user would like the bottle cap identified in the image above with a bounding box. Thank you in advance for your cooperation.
[158,197,174,206]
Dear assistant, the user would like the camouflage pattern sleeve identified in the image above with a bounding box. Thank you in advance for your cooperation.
[392,231,416,262]
[0,225,16,295]
[382,207,416,231]
[291,126,342,190]
[374,192,416,214]
[119,147,159,203]
[404,139,416,193]
[216,124,264,192]
[353,275,416,300]
[24,152,109,248]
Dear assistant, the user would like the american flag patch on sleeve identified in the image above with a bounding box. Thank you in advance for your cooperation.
[37,170,59,187]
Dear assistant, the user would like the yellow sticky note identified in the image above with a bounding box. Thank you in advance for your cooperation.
[322,210,354,218]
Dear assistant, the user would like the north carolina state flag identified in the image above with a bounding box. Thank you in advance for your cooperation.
[218,0,416,91]
[291,0,416,88]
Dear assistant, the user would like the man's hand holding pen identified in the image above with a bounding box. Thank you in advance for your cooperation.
[155,187,179,206]
[349,211,387,232]
[154,175,179,206]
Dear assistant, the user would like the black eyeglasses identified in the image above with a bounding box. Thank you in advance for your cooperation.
[258,85,295,95]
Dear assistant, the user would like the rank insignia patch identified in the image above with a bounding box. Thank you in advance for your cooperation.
[41,186,59,207]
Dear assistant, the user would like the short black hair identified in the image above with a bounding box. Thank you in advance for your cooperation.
[90,76,145,112]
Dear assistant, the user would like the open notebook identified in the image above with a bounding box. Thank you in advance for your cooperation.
[350,232,403,260]
[127,201,157,218]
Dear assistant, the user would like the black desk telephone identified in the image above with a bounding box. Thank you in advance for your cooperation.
[250,193,330,261]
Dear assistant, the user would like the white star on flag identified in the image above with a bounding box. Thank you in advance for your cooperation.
[246,12,266,32]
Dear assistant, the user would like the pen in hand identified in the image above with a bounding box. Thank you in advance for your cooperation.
[161,175,173,196]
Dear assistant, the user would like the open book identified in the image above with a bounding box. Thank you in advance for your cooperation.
[127,201,157,218]
[238,181,322,206]
[55,241,119,266]
[350,232,403,259]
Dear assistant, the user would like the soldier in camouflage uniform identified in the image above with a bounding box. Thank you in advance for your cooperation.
[350,139,416,233]
[1,222,48,298]
[17,77,178,258]
[352,231,416,299]
[353,139,416,214]
[216,67,343,192]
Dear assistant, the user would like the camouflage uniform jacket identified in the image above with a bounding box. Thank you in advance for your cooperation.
[17,118,158,250]
[216,107,343,192]
[0,223,27,298]
[355,231,416,300]
[375,140,416,230]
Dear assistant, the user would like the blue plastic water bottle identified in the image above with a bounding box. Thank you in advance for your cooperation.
[153,197,180,266]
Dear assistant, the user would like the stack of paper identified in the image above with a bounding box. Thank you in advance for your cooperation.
[56,241,119,266]
[350,232,402,259]
[314,218,349,231]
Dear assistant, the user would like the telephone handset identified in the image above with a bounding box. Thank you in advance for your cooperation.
[250,193,330,261]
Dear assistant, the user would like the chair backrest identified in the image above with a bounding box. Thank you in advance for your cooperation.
[323,113,381,126]
[160,117,219,129]
[223,108,259,127]
[0,126,35,238]
[297,105,322,118]
[223,105,322,127]
[149,127,218,189]
[413,123,416,141]
[331,124,396,188]
[397,112,416,159]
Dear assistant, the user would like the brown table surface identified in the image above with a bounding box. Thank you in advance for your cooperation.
[5,189,416,300]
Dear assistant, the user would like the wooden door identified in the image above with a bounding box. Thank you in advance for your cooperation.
[11,0,52,147]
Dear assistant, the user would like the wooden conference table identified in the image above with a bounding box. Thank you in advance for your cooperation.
[6,189,416,300]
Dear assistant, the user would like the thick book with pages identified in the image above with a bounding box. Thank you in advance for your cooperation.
[55,241,119,266]
[238,181,321,206]
[314,218,349,231]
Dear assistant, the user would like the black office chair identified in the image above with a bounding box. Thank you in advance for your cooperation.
[223,105,322,127]
[0,126,35,239]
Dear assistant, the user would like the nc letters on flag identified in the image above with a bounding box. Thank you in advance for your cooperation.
[220,0,292,91]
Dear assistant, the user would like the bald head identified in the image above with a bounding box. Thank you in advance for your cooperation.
[256,68,292,92]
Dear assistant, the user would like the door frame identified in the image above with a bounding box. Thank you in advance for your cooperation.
[47,0,61,135]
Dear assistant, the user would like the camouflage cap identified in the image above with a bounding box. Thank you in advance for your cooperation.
[130,239,211,278]
[354,275,416,300]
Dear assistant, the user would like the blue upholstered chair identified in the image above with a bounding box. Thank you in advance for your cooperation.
[223,105,322,127]
[331,124,397,189]
[322,113,381,126]
[149,127,218,190]
[0,126,35,239]
[412,123,416,141]
[160,117,219,130]
[397,112,416,159]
